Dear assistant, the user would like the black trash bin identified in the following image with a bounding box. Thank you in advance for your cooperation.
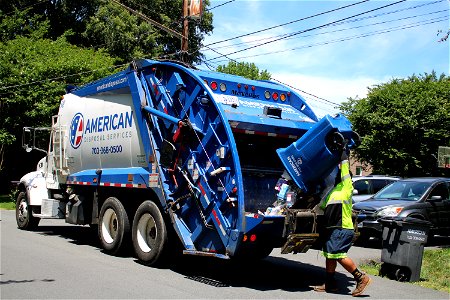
[379,217,431,282]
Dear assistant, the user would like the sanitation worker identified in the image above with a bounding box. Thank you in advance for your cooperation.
[313,149,371,297]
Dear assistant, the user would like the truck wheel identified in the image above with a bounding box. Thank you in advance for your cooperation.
[99,197,130,255]
[16,192,40,230]
[132,200,169,266]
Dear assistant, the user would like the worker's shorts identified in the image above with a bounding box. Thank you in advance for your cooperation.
[322,228,354,259]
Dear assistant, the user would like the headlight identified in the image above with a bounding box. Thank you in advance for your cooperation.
[376,206,403,217]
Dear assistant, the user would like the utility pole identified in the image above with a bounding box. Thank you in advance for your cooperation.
[181,0,189,62]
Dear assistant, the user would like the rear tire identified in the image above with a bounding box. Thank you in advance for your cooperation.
[16,192,40,230]
[132,200,170,266]
[98,197,130,255]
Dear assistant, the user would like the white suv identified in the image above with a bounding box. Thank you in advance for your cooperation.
[352,175,400,203]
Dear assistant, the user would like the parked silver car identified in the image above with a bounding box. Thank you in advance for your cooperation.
[352,175,400,203]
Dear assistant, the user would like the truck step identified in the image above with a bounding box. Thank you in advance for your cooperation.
[281,233,319,254]
[183,250,230,259]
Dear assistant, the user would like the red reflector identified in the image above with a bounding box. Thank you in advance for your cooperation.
[251,86,255,91]
[272,92,279,100]
[250,234,257,242]
[210,81,218,90]
[237,83,241,88]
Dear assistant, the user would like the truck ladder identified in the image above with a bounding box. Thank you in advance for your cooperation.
[51,115,68,175]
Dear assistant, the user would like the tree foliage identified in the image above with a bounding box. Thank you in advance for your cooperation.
[0,0,213,63]
[340,73,450,177]
[0,34,117,186]
[216,61,271,80]
[0,0,214,191]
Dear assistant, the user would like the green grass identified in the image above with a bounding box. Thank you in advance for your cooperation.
[0,194,15,210]
[360,248,450,293]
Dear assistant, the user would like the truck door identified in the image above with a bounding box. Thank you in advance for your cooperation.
[425,181,450,235]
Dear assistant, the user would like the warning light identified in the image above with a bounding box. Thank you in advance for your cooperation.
[251,86,256,91]
[264,91,271,99]
[243,234,248,242]
[210,81,218,90]
[250,234,257,242]
[244,85,248,90]
[220,82,227,92]
[280,93,286,101]
[237,83,241,88]
[272,92,279,100]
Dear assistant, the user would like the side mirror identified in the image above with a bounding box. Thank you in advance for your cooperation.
[353,189,359,195]
[23,127,32,152]
[428,195,443,202]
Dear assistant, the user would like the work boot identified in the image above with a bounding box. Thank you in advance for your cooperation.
[313,281,339,293]
[352,274,371,297]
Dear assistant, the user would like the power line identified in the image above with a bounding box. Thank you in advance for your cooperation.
[212,15,448,62]
[206,5,448,51]
[110,0,183,39]
[207,0,236,12]
[204,0,370,48]
[206,0,408,62]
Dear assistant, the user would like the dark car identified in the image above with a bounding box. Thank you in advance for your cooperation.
[352,175,400,203]
[353,177,450,241]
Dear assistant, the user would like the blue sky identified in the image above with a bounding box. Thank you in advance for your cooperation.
[198,0,450,117]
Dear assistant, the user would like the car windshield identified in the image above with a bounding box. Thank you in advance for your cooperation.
[373,181,432,201]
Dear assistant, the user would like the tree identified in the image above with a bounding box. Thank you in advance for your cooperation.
[216,61,271,80]
[340,73,450,177]
[0,0,214,64]
[0,34,117,192]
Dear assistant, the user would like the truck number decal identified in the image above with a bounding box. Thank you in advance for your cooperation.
[92,145,123,155]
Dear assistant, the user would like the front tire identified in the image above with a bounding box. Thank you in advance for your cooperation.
[132,200,170,266]
[98,197,130,255]
[16,192,40,230]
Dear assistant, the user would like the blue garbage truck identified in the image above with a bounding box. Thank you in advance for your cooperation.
[16,59,359,265]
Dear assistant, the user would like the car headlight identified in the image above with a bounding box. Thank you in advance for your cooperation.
[376,206,403,217]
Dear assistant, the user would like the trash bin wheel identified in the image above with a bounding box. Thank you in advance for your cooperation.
[395,266,411,282]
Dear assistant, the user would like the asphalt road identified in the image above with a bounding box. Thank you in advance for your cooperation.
[1,209,449,299]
